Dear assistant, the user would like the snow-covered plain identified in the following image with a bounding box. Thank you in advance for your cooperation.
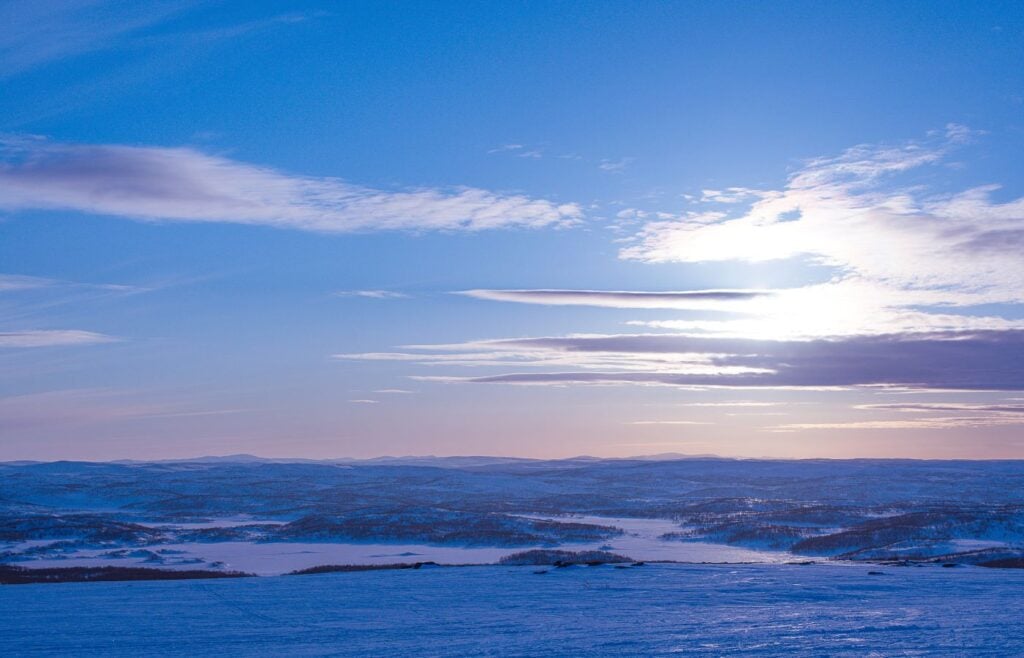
[5,457,1024,575]
[2,563,1022,656]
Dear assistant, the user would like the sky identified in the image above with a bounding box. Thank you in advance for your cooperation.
[2,0,1024,461]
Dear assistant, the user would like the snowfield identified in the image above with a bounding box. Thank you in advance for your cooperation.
[2,563,1022,656]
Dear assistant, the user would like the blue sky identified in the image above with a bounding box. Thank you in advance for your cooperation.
[2,1,1024,460]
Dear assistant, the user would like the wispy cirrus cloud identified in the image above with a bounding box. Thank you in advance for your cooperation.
[0,274,55,292]
[629,420,711,426]
[487,144,525,154]
[770,401,1024,431]
[0,388,242,431]
[458,288,768,310]
[0,273,146,294]
[857,402,1024,414]
[0,2,314,80]
[773,416,1024,432]
[0,137,582,233]
[337,334,769,377]
[0,330,117,348]
[699,188,772,204]
[0,0,190,78]
[487,143,628,170]
[598,157,634,173]
[334,290,409,299]
[0,274,143,348]
[674,401,781,408]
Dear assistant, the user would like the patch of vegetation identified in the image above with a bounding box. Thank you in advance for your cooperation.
[978,558,1024,569]
[0,565,251,585]
[498,549,631,566]
[273,508,619,546]
[288,562,440,575]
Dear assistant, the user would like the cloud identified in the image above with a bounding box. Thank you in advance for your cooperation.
[624,282,1024,338]
[0,3,313,80]
[0,330,117,348]
[616,126,1024,336]
[348,399,379,404]
[0,273,146,294]
[772,416,1024,431]
[769,401,1024,431]
[486,144,545,158]
[699,188,772,204]
[338,334,769,376]
[335,290,409,299]
[461,285,1022,343]
[674,401,781,408]
[0,275,147,345]
[0,274,55,292]
[857,403,1024,414]
[339,330,1024,391]
[0,388,241,430]
[458,288,769,310]
[0,137,582,233]
[629,420,711,425]
[0,1,189,78]
[599,158,633,172]
[373,389,414,394]
[622,126,1022,298]
[488,144,627,167]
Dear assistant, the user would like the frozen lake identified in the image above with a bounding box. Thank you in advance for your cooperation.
[522,514,791,564]
[1,563,1022,656]
[9,515,788,575]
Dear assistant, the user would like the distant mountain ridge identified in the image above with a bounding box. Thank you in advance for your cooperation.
[3,453,729,468]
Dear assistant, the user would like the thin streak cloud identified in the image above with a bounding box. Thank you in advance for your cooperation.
[335,290,409,299]
[0,330,117,348]
[630,420,711,425]
[458,288,769,310]
[773,417,1024,431]
[0,0,188,78]
[342,330,1024,391]
[857,403,1024,414]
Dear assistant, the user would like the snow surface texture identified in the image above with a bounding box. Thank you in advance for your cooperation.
[2,563,1022,656]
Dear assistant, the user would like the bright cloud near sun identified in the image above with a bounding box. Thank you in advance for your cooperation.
[615,126,1024,338]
